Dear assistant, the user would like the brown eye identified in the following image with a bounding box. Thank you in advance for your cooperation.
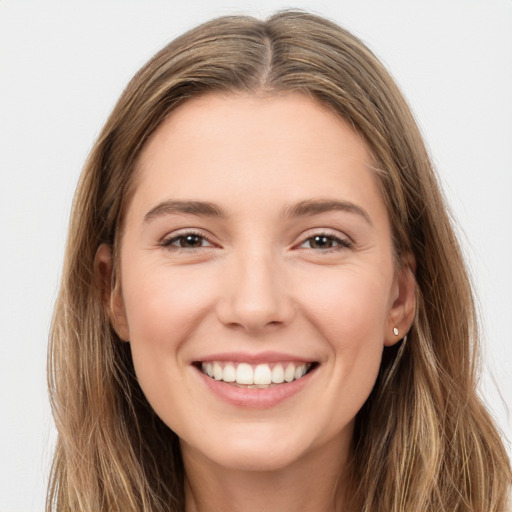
[309,235,335,249]
[300,233,351,251]
[162,233,213,249]
[179,235,204,248]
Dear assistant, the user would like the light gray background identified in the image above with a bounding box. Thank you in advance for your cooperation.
[1,1,511,510]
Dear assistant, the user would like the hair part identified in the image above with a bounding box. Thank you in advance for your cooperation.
[48,10,511,512]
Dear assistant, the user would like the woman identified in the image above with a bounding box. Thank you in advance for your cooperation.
[47,10,511,512]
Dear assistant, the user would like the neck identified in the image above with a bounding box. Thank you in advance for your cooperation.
[182,436,351,512]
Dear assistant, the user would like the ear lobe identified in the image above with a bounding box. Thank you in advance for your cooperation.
[385,254,416,346]
[94,244,130,341]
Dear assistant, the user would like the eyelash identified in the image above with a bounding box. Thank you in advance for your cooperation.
[160,230,352,253]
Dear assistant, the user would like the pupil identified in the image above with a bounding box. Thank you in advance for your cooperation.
[312,236,332,248]
[182,235,201,247]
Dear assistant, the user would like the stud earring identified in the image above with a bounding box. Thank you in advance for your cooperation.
[393,327,399,336]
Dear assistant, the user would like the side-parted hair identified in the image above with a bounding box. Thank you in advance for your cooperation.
[47,10,511,512]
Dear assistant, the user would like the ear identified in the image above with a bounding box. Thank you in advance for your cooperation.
[384,253,416,346]
[94,243,130,341]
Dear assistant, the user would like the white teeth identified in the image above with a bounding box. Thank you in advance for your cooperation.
[253,364,272,385]
[294,365,305,380]
[284,363,296,383]
[201,361,311,385]
[271,364,284,384]
[236,363,254,385]
[213,362,223,380]
[223,363,236,382]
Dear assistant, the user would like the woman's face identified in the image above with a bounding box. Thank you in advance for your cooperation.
[105,93,414,472]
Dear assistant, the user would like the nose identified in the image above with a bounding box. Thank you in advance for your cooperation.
[216,251,295,333]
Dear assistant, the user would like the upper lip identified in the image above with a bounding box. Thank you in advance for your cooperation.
[194,351,317,364]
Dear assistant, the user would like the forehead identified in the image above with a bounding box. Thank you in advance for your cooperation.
[128,92,385,223]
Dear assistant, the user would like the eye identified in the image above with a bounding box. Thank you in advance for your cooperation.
[299,233,351,251]
[161,232,214,249]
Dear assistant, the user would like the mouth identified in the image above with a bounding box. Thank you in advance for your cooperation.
[195,361,318,389]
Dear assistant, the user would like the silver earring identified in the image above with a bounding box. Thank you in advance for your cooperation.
[393,327,399,336]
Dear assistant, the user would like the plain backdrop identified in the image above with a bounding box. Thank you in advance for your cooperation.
[1,1,511,510]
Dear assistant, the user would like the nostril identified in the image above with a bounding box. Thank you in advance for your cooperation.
[221,316,287,334]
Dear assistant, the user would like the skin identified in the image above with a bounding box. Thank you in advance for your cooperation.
[97,93,415,511]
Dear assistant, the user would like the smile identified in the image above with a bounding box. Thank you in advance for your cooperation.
[200,361,314,388]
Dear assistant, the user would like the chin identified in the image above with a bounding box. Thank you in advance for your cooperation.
[202,440,308,473]
[180,419,342,474]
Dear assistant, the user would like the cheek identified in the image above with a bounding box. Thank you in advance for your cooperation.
[119,262,218,427]
[300,265,392,343]
[298,267,391,409]
[119,262,220,408]
[121,262,217,347]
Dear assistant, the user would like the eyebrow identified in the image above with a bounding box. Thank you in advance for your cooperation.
[284,199,372,225]
[144,198,372,225]
[144,200,226,222]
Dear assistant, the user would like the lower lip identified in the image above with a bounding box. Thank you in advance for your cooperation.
[196,366,316,409]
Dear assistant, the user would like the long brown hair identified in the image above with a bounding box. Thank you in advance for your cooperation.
[47,10,511,511]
